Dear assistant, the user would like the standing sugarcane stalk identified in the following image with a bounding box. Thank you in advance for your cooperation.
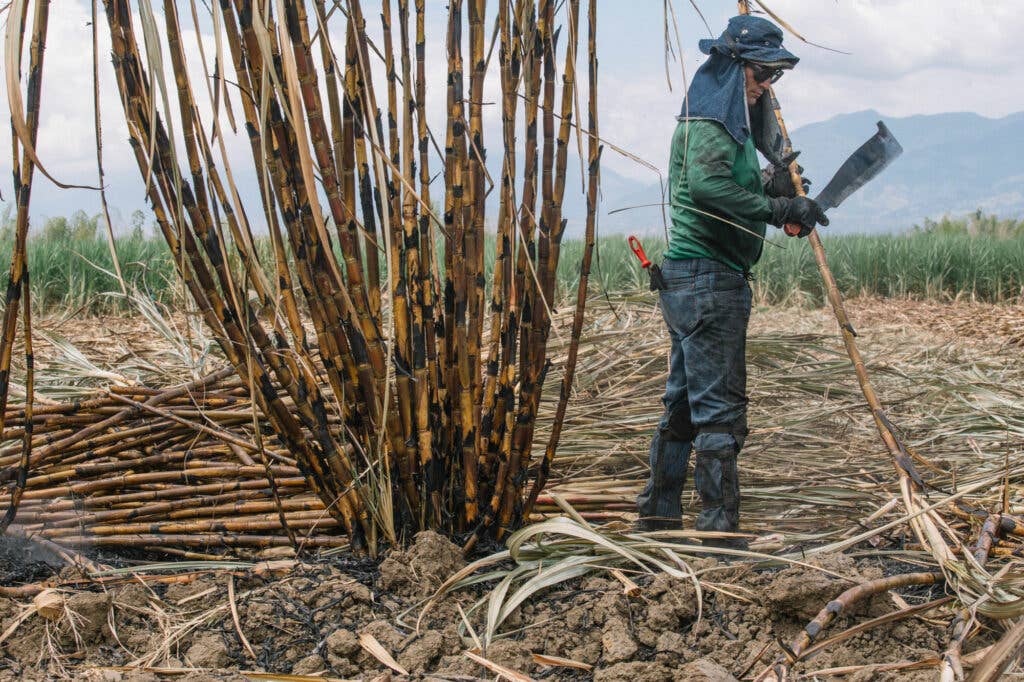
[410,0,443,527]
[475,0,540,544]
[524,0,597,518]
[497,0,574,537]
[477,0,517,495]
[465,0,487,454]
[0,0,50,535]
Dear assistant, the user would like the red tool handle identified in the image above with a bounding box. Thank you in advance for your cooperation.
[628,235,651,269]
[784,223,802,237]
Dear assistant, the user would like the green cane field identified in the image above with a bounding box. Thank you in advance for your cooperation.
[6,209,1022,313]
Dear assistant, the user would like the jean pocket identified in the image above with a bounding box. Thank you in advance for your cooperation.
[662,274,695,292]
[659,287,702,337]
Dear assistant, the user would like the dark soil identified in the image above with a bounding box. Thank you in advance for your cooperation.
[0,532,983,681]
[0,536,63,585]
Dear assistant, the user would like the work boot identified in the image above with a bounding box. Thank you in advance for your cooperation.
[694,449,747,551]
[635,426,691,532]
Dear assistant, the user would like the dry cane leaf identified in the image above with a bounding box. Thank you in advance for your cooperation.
[257,546,297,560]
[0,605,36,646]
[251,559,299,577]
[359,632,409,677]
[750,535,786,554]
[609,569,640,598]
[464,650,536,682]
[228,575,256,660]
[33,588,64,620]
[961,644,994,666]
[530,652,593,671]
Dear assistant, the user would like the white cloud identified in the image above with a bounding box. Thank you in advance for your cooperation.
[775,1,1020,78]
[591,1,1021,180]
[0,0,1020,219]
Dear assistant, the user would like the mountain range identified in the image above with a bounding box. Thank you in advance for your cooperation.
[562,110,1024,236]
[18,110,1024,238]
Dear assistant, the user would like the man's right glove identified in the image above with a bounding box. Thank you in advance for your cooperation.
[768,195,829,238]
[762,152,811,199]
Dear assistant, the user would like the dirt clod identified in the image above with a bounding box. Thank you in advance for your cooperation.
[326,628,360,658]
[677,658,740,681]
[764,553,877,621]
[379,531,465,597]
[398,631,448,673]
[291,653,325,674]
[594,661,675,682]
[656,630,687,654]
[483,639,536,675]
[65,591,113,646]
[360,619,404,653]
[601,616,639,663]
[185,632,231,668]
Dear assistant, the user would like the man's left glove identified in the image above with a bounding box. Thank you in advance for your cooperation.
[762,151,811,199]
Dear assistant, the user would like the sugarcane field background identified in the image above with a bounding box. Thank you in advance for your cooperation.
[1,0,1023,679]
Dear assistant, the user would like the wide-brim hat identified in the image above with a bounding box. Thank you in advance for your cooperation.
[699,15,798,68]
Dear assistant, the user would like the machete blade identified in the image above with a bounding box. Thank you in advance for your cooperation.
[814,121,903,211]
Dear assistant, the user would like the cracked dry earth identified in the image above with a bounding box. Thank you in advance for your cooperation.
[0,532,971,681]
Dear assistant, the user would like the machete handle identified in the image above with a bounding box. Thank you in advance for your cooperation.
[783,223,802,237]
[628,235,651,268]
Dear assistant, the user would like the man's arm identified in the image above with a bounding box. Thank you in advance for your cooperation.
[684,121,772,224]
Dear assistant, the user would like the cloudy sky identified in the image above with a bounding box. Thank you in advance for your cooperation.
[0,0,1020,227]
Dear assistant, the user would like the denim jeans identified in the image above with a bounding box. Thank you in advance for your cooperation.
[636,258,751,533]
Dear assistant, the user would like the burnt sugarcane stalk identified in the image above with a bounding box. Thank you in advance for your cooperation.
[412,0,442,528]
[524,0,596,518]
[497,0,570,537]
[941,513,1003,681]
[0,0,49,536]
[757,571,944,681]
[465,0,486,457]
[53,532,348,549]
[477,0,517,499]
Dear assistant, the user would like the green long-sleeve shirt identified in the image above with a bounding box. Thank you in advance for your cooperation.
[666,119,773,272]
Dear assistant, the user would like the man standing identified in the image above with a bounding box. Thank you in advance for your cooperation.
[636,15,829,548]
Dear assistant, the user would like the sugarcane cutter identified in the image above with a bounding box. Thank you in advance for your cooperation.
[783,121,903,236]
[628,235,667,290]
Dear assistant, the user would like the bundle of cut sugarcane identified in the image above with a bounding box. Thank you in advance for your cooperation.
[0,368,351,556]
[1,0,601,555]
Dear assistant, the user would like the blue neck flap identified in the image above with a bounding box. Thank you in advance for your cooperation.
[678,53,752,145]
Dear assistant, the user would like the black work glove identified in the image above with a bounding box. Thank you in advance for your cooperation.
[762,152,811,198]
[768,195,829,237]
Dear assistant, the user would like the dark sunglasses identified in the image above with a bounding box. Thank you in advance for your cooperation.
[748,63,785,85]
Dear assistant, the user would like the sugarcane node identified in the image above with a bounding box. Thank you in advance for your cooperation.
[825,600,843,615]
[776,638,798,664]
